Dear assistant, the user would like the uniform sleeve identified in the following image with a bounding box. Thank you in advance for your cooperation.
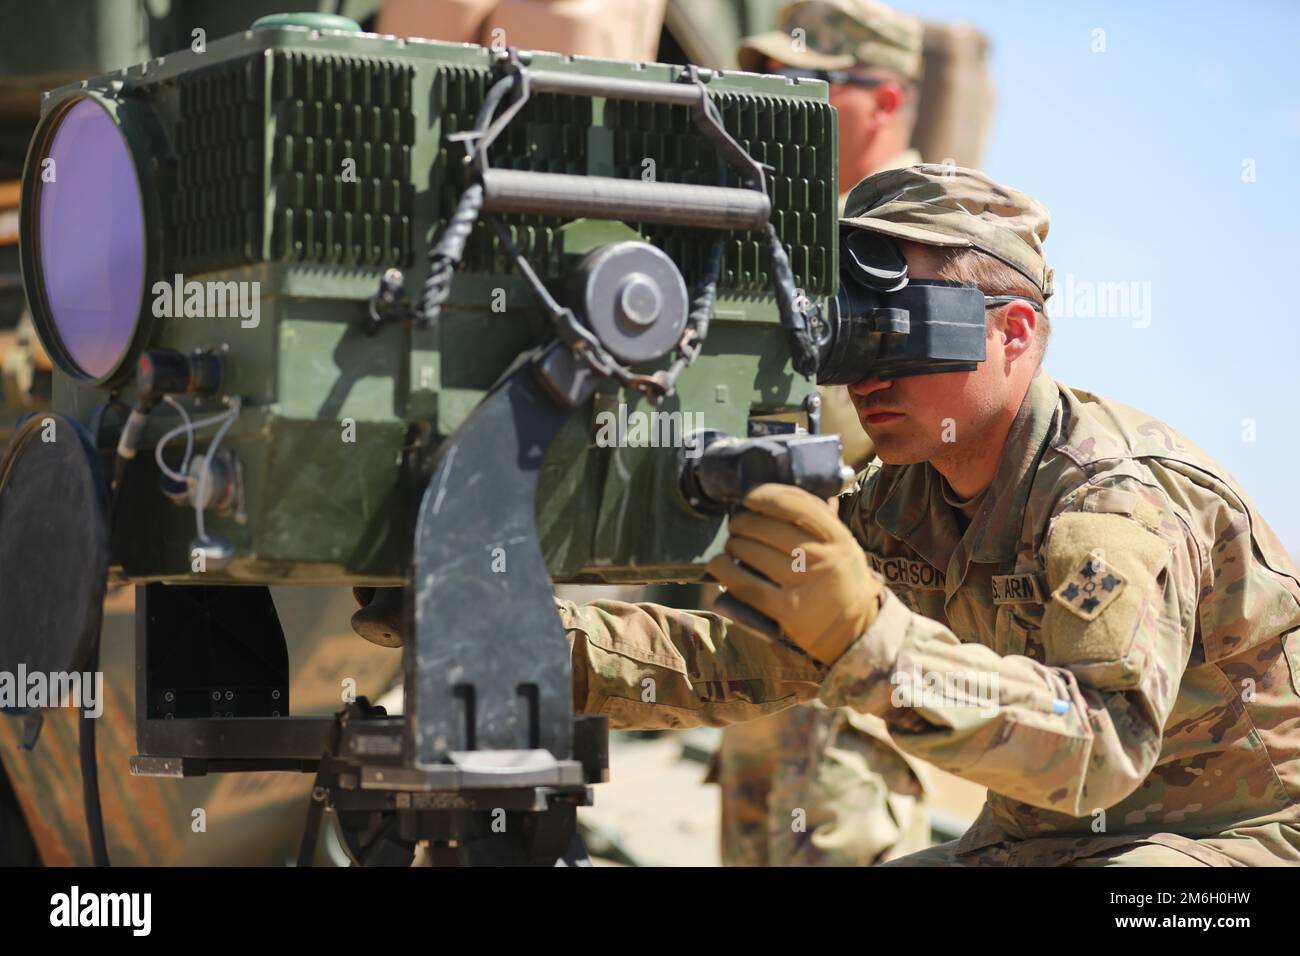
[818,508,1198,817]
[556,597,826,731]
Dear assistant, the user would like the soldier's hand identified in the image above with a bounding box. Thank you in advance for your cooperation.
[706,483,884,665]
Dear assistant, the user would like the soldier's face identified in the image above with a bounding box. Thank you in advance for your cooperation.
[829,83,879,165]
[846,244,1018,466]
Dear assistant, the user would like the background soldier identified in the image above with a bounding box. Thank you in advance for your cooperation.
[708,0,932,867]
[737,0,924,206]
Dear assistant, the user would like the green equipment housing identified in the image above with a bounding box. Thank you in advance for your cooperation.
[20,16,838,587]
[7,13,843,866]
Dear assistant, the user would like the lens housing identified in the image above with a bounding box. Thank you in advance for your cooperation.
[20,90,165,385]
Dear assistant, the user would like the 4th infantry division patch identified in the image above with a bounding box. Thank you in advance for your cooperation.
[1052,551,1126,620]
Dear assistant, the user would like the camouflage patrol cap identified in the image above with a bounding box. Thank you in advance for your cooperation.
[737,0,924,83]
[841,164,1055,298]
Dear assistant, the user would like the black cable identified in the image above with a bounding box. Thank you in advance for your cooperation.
[658,239,723,392]
[78,641,110,867]
[416,73,519,331]
[682,239,723,353]
[418,182,485,329]
[82,397,126,868]
[766,223,820,377]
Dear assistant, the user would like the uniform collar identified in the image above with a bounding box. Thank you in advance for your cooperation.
[870,369,1061,569]
[965,369,1062,562]
[872,463,963,573]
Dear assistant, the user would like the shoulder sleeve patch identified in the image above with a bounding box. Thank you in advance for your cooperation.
[1052,553,1125,620]
[1041,511,1175,681]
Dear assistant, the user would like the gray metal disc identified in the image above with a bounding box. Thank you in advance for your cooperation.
[573,241,689,365]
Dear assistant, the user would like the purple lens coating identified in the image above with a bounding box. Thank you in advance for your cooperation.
[38,98,145,379]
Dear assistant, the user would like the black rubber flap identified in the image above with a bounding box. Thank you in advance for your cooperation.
[0,414,110,679]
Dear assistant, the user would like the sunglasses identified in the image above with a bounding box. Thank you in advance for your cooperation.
[774,66,885,89]
[984,295,1044,313]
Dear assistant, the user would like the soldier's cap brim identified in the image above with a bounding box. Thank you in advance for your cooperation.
[736,32,859,73]
[839,214,972,251]
[839,212,1051,295]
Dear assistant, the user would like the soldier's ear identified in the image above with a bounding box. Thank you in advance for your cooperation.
[872,81,905,122]
[999,300,1039,362]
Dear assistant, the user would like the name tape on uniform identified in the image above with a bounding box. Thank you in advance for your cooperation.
[991,573,1046,605]
[867,553,946,591]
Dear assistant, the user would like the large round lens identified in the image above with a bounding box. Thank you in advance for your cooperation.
[37,98,146,380]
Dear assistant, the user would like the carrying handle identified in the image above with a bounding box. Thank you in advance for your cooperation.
[465,56,771,230]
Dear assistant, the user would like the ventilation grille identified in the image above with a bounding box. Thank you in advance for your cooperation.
[174,51,415,274]
[173,56,266,272]
[171,53,834,295]
[432,67,836,296]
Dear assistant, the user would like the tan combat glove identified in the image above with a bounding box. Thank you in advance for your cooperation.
[706,484,884,665]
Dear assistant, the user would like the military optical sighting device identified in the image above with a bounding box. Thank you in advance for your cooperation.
[2,12,849,865]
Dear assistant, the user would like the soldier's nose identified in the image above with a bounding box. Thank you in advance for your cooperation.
[848,376,891,398]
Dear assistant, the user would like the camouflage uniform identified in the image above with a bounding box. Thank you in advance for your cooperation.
[559,365,1300,865]
[714,0,930,866]
[558,166,1300,865]
[835,367,1300,866]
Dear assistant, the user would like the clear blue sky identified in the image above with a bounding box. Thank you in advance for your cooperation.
[895,0,1300,553]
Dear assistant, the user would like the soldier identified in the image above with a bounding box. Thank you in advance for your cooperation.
[737,0,923,203]
[710,0,931,867]
[558,164,1300,865]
